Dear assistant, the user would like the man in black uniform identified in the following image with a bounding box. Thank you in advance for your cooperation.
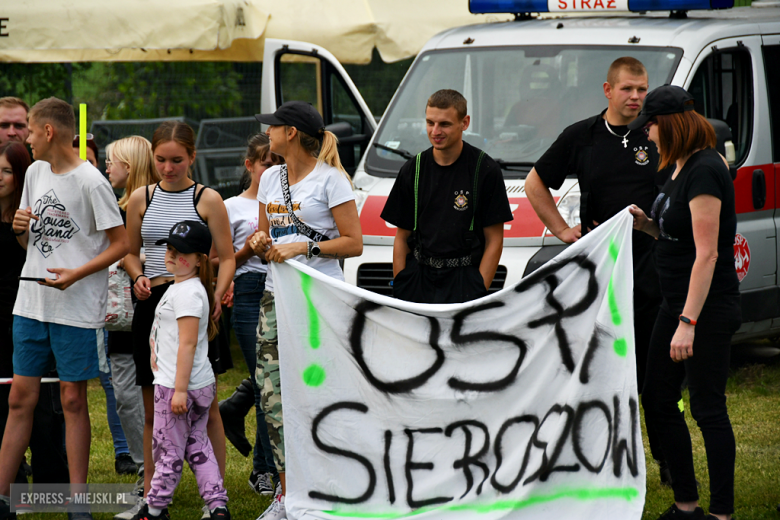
[382,89,513,304]
[525,57,672,484]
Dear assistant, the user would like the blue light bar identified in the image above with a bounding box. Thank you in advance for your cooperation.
[470,0,732,12]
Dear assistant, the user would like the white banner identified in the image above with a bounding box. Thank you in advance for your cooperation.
[272,210,645,520]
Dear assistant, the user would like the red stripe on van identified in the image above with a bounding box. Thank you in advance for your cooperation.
[359,195,555,238]
[734,163,775,214]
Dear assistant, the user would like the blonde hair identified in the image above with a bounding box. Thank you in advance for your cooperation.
[112,136,160,211]
[287,126,351,185]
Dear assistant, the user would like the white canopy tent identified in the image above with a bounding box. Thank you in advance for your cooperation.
[0,0,511,64]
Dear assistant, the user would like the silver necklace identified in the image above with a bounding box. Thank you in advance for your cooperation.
[604,118,630,148]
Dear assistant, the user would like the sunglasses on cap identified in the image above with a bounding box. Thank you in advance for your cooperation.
[73,133,95,142]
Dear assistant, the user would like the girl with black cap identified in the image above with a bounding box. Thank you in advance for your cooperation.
[249,101,363,520]
[143,220,229,520]
[629,85,739,520]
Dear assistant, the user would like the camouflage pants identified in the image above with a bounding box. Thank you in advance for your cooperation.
[255,290,285,472]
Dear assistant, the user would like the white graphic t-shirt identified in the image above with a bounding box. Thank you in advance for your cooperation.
[224,195,266,278]
[14,160,124,328]
[149,277,214,390]
[258,163,355,293]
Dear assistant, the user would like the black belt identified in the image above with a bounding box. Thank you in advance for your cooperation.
[413,249,473,269]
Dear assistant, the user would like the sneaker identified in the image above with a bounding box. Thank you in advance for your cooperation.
[255,494,286,520]
[201,505,211,520]
[129,503,169,520]
[657,504,705,519]
[0,497,16,520]
[210,506,231,520]
[115,453,138,475]
[249,471,274,495]
[114,497,145,520]
[274,481,282,497]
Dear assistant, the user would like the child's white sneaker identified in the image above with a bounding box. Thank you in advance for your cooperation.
[255,494,285,520]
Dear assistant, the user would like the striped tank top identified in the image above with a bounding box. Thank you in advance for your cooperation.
[141,183,208,280]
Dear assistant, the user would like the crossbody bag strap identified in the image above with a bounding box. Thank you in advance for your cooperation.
[468,151,485,232]
[279,164,330,242]
[413,153,422,232]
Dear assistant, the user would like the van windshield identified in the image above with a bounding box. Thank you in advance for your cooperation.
[365,46,682,178]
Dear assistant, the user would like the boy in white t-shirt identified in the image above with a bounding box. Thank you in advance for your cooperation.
[0,97,128,517]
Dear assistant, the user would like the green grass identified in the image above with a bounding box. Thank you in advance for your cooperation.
[19,342,780,520]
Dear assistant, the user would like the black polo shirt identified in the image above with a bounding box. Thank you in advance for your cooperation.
[381,142,513,258]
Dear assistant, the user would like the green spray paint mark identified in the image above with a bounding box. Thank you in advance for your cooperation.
[300,272,321,349]
[607,277,622,326]
[325,486,639,518]
[303,364,326,387]
[609,237,620,262]
[678,399,685,412]
[614,338,628,357]
[606,238,628,355]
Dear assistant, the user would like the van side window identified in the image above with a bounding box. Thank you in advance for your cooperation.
[688,49,754,165]
[763,45,780,163]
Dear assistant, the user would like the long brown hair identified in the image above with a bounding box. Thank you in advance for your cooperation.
[196,253,219,340]
[656,103,717,171]
[0,141,32,222]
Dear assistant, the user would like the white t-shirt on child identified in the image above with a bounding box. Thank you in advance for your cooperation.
[149,277,214,390]
[224,195,266,279]
[258,162,355,293]
[13,160,124,329]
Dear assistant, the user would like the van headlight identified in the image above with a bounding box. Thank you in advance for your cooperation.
[354,189,369,215]
[557,192,581,229]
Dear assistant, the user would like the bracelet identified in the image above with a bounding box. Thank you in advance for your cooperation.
[306,241,313,260]
[134,274,148,285]
[679,315,697,326]
[13,228,26,236]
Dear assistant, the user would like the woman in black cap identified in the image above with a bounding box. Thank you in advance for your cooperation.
[629,85,739,520]
[249,101,363,520]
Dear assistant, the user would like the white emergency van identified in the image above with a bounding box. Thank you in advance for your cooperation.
[260,0,780,342]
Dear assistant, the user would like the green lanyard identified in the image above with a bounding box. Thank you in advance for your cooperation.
[413,150,485,232]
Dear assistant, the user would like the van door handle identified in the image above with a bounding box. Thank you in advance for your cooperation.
[753,169,766,210]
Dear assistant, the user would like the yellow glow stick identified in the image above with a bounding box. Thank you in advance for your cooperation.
[79,104,87,161]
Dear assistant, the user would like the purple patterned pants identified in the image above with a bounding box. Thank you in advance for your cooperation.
[147,384,228,510]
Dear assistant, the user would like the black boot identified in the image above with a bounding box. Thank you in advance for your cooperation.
[219,379,255,457]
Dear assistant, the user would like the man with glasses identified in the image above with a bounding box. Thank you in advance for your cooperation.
[525,56,674,487]
[0,97,29,145]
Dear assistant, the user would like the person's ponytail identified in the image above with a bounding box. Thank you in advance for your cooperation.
[296,128,352,185]
[318,131,347,176]
[197,253,219,340]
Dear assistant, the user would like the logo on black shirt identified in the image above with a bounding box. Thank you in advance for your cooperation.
[454,190,470,211]
[634,146,650,166]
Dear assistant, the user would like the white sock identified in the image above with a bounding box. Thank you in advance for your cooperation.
[148,506,163,516]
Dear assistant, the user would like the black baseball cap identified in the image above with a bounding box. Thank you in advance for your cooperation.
[155,220,212,255]
[255,101,326,141]
[628,85,696,131]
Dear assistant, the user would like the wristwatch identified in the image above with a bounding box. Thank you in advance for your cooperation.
[306,241,321,260]
[679,315,697,326]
